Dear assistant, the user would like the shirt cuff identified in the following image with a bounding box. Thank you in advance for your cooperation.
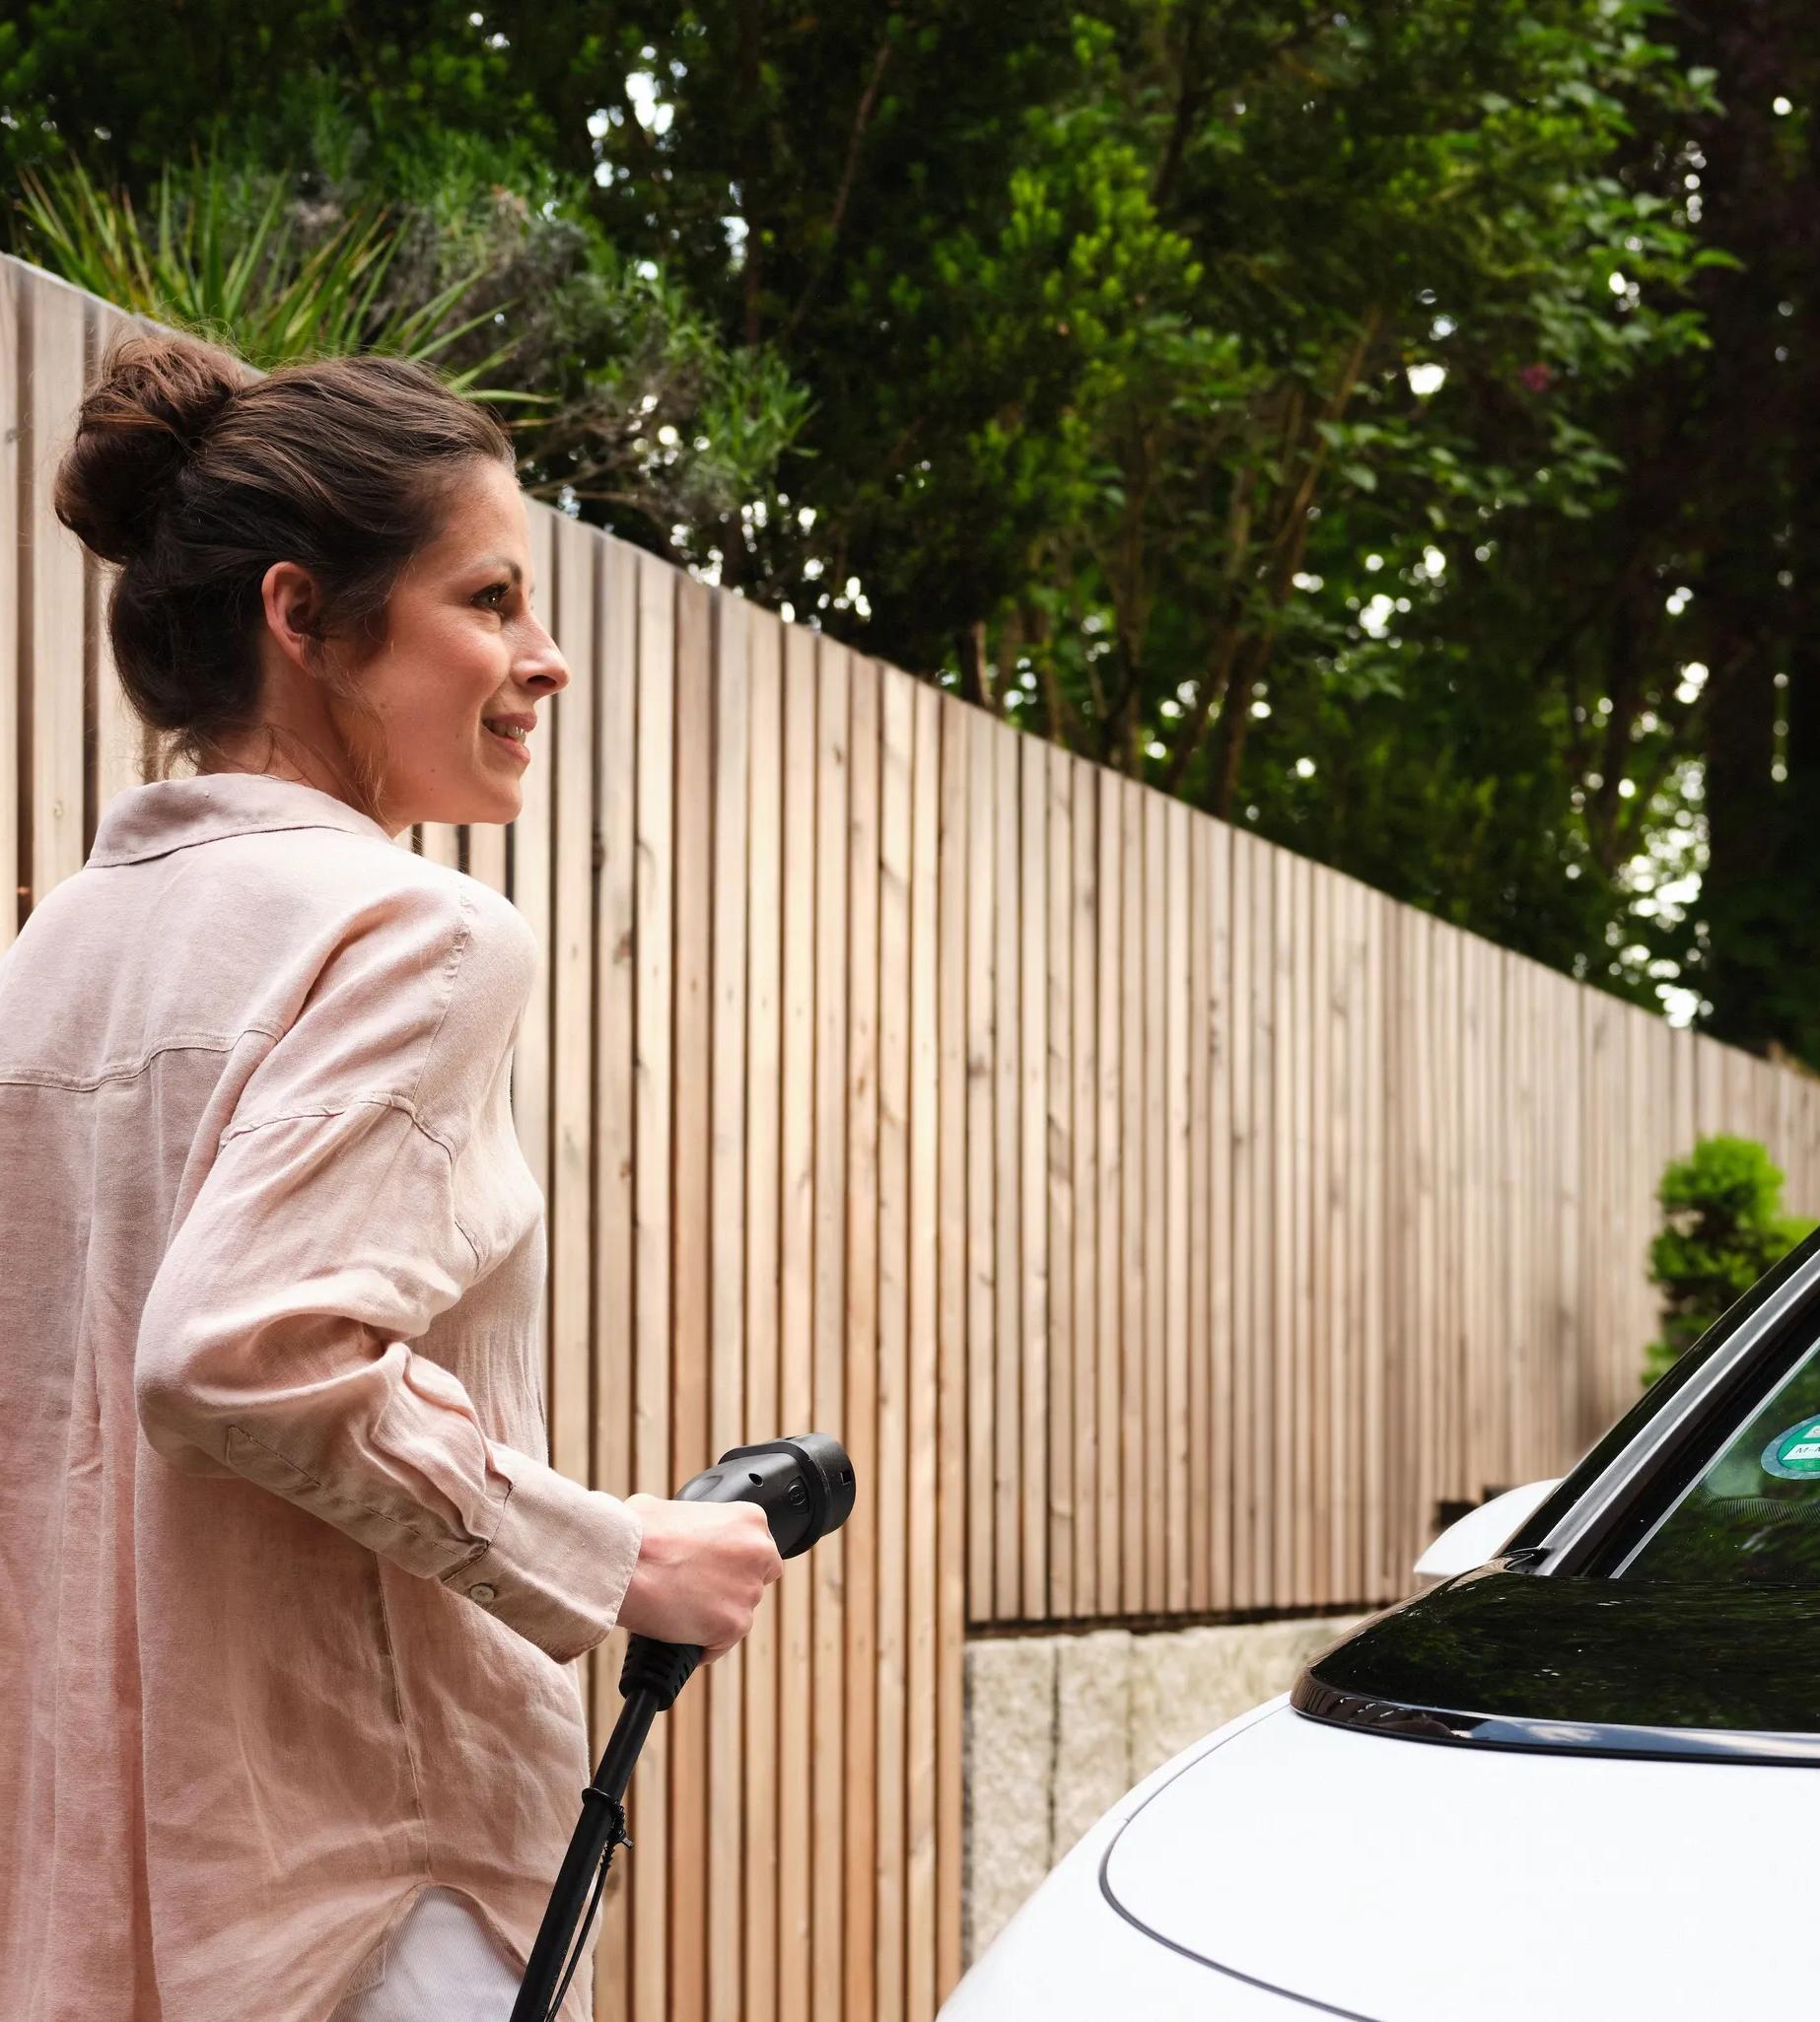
[445,1443,645,1664]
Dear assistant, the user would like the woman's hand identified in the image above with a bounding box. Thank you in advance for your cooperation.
[616,1493,785,1662]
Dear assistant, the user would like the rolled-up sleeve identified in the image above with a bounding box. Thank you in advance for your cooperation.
[133,885,643,1665]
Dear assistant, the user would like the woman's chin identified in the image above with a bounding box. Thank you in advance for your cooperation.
[401,776,523,834]
[467,777,523,826]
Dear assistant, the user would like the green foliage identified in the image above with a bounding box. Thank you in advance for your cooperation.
[0,1,553,187]
[15,149,516,389]
[1643,1135,1817,1386]
[5,0,1818,1049]
[3,95,811,538]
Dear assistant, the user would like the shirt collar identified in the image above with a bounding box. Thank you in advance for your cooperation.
[87,773,399,867]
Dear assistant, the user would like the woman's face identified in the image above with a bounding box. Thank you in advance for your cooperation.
[344,454,570,835]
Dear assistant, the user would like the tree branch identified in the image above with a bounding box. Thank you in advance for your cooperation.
[1158,462,1255,792]
[955,618,995,713]
[1150,10,1207,214]
[779,37,894,348]
[1196,313,1380,814]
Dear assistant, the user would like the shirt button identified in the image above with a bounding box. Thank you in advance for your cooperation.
[469,1582,498,1604]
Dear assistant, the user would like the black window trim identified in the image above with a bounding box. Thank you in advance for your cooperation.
[1521,1230,1820,1576]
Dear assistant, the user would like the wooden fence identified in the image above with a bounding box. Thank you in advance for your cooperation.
[10,250,1820,2019]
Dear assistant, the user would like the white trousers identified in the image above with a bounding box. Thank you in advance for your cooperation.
[328,1886,525,2022]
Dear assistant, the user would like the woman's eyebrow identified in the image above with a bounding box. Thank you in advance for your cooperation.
[472,556,525,584]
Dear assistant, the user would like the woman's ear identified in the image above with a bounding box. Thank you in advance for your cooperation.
[258,561,326,671]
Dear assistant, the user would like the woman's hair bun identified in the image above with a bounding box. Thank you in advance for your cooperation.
[54,330,248,566]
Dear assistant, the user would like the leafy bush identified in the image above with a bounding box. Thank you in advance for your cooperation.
[15,149,513,390]
[9,117,811,548]
[1643,1135,1817,1387]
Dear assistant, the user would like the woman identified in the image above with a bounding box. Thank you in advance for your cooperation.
[0,332,782,2022]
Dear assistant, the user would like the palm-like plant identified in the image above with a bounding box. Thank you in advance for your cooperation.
[14,150,526,399]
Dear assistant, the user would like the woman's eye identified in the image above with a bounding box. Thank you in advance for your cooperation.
[476,583,511,610]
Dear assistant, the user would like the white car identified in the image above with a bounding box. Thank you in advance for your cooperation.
[942,1235,1820,2021]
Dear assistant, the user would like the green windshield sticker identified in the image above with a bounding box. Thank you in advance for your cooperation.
[1763,1417,1820,1481]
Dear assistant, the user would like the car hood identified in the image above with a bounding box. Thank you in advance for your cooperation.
[1101,1700,1800,2021]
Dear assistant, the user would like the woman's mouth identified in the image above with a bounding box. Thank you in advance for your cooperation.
[483,719,531,763]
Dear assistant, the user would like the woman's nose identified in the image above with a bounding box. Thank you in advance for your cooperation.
[521,620,570,694]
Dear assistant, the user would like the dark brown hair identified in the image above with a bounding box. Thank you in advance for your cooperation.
[54,330,514,821]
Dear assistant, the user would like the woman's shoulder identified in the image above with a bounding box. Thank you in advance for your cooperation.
[236,828,536,974]
[337,847,537,1002]
[213,830,540,1064]
[213,842,538,1140]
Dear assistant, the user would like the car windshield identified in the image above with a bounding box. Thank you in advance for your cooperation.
[1618,1332,1820,1581]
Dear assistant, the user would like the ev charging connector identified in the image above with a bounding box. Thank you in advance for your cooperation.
[510,1434,856,2021]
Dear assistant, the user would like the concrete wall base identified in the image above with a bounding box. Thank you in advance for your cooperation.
[961,1613,1365,1966]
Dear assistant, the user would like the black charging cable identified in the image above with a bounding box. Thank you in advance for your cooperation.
[510,1434,857,2022]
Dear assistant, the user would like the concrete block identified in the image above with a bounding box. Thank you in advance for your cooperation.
[961,1638,1056,1966]
[1128,1624,1225,1782]
[1052,1629,1133,1860]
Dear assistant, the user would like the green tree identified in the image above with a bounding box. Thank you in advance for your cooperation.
[9,0,1813,1049]
[1643,1134,1816,1386]
[523,0,1719,1012]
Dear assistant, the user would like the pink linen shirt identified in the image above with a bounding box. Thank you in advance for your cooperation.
[0,771,644,2022]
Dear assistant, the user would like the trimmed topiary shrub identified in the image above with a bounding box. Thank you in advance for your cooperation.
[1644,1135,1817,1387]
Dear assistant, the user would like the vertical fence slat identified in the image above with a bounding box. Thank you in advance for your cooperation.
[1071,757,1100,1619]
[935,694,968,2002]
[1348,877,1371,1601]
[1272,846,1296,1601]
[740,601,783,2022]
[1458,931,1485,1499]
[547,513,601,2013]
[776,621,817,2022]
[1120,779,1145,1613]
[516,503,559,1446]
[1363,889,1389,1592]
[994,723,1023,1620]
[1326,873,1353,1603]
[1143,790,1167,1615]
[630,548,675,2022]
[1227,828,1255,1611]
[1187,804,1211,1614]
[549,519,598,1494]
[1096,768,1124,1611]
[592,537,639,2022]
[1164,798,1191,1614]
[1558,964,1585,1459]
[707,587,751,2022]
[810,640,851,2022]
[1045,744,1074,1619]
[964,706,996,1625]
[874,662,911,2022]
[1208,816,1234,1614]
[1437,927,1462,1515]
[1403,904,1430,1578]
[668,573,713,2022]
[905,678,943,2020]
[842,651,880,2022]
[1304,854,1327,1607]
[1018,732,1048,1618]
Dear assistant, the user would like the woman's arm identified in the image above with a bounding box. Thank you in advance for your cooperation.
[133,881,642,1665]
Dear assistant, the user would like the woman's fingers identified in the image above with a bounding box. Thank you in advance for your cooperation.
[616,1492,785,1653]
